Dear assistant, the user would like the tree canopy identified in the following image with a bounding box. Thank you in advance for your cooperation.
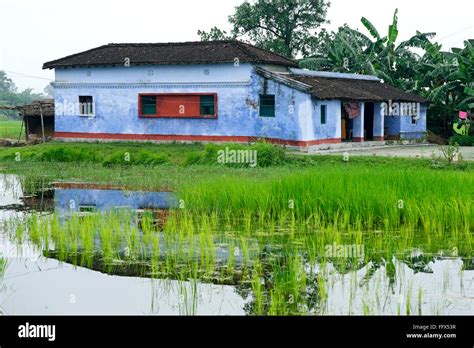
[198,0,330,58]
[0,71,49,118]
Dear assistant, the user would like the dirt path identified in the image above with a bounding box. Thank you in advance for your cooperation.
[309,145,474,161]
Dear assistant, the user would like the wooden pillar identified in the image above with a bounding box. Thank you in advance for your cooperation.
[24,115,29,142]
[18,116,25,144]
[40,105,45,143]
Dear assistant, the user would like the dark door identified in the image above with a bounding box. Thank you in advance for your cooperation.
[364,102,374,140]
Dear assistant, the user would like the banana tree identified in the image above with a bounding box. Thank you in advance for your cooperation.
[419,39,474,136]
[301,9,435,90]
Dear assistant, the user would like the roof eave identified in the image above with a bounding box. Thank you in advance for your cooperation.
[44,59,298,70]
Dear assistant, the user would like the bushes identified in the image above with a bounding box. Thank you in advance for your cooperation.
[0,141,289,167]
[185,142,287,167]
[40,147,99,162]
[449,135,474,147]
[102,151,169,167]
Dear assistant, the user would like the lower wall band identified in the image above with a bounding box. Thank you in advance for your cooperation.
[54,132,342,147]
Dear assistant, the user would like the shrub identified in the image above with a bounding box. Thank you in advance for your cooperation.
[103,150,169,167]
[449,135,474,147]
[197,142,287,167]
[184,152,205,166]
[39,147,98,162]
[250,142,286,167]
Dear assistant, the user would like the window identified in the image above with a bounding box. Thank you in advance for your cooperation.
[260,95,275,117]
[141,95,157,116]
[79,96,94,116]
[200,95,215,116]
[411,115,418,125]
[139,94,217,118]
[320,105,327,124]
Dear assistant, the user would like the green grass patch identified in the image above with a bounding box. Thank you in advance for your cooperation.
[0,120,24,140]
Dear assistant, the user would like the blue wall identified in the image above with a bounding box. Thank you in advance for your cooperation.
[312,100,341,140]
[383,103,427,139]
[53,64,426,143]
[55,64,315,142]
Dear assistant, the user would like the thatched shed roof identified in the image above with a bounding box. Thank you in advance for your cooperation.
[18,99,54,117]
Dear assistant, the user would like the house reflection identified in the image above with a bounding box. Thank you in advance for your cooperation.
[54,182,176,213]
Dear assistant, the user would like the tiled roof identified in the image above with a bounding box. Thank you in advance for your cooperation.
[43,41,298,69]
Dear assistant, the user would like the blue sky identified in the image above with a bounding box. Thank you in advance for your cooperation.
[1,0,473,92]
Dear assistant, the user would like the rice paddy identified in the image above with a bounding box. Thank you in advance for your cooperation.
[0,143,472,315]
[2,202,473,315]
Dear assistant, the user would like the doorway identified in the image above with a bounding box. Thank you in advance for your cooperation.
[341,103,353,141]
[364,102,374,140]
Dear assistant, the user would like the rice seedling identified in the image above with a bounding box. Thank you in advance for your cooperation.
[2,163,472,316]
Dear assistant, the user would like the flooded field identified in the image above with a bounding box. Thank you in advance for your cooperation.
[0,174,473,315]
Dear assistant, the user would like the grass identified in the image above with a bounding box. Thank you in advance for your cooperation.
[0,120,24,140]
[0,141,288,167]
[1,142,472,231]
[180,165,473,231]
[0,141,472,315]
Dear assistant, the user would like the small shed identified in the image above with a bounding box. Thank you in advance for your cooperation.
[18,99,55,142]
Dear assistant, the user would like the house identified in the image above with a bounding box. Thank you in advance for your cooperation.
[43,41,428,150]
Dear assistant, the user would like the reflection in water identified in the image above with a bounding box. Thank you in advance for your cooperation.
[0,174,473,315]
[54,182,176,213]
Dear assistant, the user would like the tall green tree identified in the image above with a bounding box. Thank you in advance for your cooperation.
[0,71,16,93]
[198,0,330,58]
[0,70,48,119]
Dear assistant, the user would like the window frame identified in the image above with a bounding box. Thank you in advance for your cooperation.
[78,95,95,117]
[200,95,215,116]
[320,104,327,125]
[138,93,218,119]
[259,94,276,117]
[140,95,157,116]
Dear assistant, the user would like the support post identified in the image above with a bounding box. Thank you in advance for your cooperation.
[40,105,45,143]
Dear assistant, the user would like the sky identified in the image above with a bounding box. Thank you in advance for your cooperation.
[1,0,473,93]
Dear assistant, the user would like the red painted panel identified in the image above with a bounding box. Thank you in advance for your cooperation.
[138,93,217,119]
[156,95,200,117]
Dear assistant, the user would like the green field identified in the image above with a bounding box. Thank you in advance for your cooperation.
[0,120,24,140]
[1,141,472,231]
[1,141,472,315]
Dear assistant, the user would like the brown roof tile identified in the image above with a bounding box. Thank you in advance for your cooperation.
[289,75,427,103]
[43,41,298,69]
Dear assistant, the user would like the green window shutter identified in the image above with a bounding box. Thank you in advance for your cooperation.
[321,105,327,124]
[200,95,215,116]
[141,95,156,115]
[260,95,275,117]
